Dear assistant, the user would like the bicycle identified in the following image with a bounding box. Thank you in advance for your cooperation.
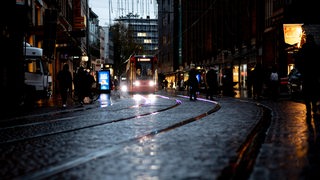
[72,86,100,104]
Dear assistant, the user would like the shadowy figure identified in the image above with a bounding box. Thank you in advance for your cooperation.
[252,62,264,100]
[296,34,320,117]
[85,70,95,101]
[57,64,72,107]
[113,78,119,91]
[269,65,280,101]
[163,79,168,91]
[247,65,254,98]
[206,67,218,100]
[222,66,235,97]
[188,68,199,101]
[73,67,87,105]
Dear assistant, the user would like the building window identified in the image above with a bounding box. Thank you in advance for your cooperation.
[144,39,152,44]
[137,32,147,37]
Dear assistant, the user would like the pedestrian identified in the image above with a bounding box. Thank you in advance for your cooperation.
[163,79,168,91]
[222,65,235,97]
[57,64,73,108]
[73,67,87,105]
[269,65,280,101]
[247,64,254,98]
[180,78,185,91]
[205,67,218,100]
[296,34,320,117]
[188,67,199,101]
[252,62,264,100]
[113,78,119,90]
[84,70,95,102]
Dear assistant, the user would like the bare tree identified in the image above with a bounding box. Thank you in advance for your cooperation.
[110,21,142,77]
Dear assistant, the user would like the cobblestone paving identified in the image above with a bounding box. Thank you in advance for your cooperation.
[44,96,263,180]
[1,90,320,180]
[249,100,320,180]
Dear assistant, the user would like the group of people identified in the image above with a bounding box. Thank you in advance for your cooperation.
[246,60,281,101]
[247,61,272,101]
[187,35,320,118]
[188,66,219,101]
[57,64,95,107]
[246,34,320,116]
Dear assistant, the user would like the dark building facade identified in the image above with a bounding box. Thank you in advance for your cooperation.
[158,0,320,93]
[1,0,101,110]
[262,0,320,78]
[158,0,263,90]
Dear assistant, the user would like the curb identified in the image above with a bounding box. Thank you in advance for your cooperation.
[217,102,272,180]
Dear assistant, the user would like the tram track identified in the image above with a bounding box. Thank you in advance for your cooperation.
[0,92,273,180]
[13,97,221,180]
[0,95,181,145]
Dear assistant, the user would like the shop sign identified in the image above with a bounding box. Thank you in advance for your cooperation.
[283,24,303,46]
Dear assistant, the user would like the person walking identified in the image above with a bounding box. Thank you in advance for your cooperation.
[205,67,218,100]
[57,64,73,108]
[247,65,254,98]
[84,70,95,103]
[222,65,235,97]
[252,62,264,100]
[269,65,280,101]
[188,67,199,101]
[296,34,320,117]
[73,67,87,105]
[163,79,168,91]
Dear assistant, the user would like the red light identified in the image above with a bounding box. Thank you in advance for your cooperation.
[130,56,135,62]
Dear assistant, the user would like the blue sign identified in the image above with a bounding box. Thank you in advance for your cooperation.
[98,70,110,91]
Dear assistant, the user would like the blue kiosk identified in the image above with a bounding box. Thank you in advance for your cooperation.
[98,69,111,93]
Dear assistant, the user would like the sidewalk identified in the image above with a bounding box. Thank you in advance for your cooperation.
[165,88,320,179]
[249,99,320,179]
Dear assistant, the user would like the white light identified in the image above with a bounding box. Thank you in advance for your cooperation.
[149,81,155,86]
[81,56,88,61]
[134,81,140,86]
[121,85,127,92]
[133,94,142,101]
[148,94,156,101]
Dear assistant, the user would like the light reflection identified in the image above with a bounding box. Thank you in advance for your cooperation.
[133,94,157,105]
[130,137,161,180]
[139,136,150,144]
[133,94,143,101]
[99,93,111,107]
[147,94,156,101]
[127,115,160,180]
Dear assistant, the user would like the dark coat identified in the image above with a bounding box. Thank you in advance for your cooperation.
[206,69,218,88]
[57,64,72,92]
[296,35,320,99]
[188,68,199,91]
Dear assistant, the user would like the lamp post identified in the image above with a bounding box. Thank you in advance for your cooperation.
[178,0,182,67]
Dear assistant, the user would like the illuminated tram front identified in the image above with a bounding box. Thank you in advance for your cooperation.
[126,55,158,94]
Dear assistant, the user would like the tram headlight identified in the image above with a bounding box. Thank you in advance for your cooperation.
[120,85,128,92]
[149,81,155,86]
[133,81,140,86]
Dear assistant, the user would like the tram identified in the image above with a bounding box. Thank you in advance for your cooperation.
[125,54,158,94]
